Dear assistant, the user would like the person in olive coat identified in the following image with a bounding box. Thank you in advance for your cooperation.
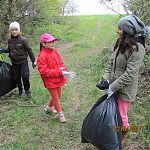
[102,15,146,143]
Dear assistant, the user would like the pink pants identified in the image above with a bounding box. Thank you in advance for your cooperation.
[47,87,62,113]
[117,97,131,127]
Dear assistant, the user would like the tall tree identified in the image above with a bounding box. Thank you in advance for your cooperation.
[0,0,76,42]
[99,0,150,24]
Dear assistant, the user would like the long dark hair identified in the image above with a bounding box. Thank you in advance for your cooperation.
[40,43,43,51]
[114,32,138,54]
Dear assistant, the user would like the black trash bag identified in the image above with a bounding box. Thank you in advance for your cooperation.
[81,94,122,150]
[0,61,16,96]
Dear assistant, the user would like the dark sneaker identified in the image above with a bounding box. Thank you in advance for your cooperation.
[25,90,32,98]
[18,91,23,98]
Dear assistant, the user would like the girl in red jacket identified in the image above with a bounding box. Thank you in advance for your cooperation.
[37,33,75,123]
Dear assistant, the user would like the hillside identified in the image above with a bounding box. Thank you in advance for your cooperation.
[0,15,150,150]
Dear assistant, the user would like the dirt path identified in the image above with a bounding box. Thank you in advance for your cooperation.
[55,20,143,150]
[56,20,103,150]
[0,19,102,150]
[0,18,145,149]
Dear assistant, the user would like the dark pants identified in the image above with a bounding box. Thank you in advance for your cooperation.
[12,60,30,92]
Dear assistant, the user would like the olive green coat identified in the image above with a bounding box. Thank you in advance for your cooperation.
[103,42,145,102]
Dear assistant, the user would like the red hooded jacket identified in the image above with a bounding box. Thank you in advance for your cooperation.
[37,48,67,88]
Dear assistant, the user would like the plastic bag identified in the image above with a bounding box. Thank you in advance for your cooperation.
[81,94,122,150]
[0,61,16,96]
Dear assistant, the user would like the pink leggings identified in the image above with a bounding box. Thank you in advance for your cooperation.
[47,87,62,113]
[117,97,131,127]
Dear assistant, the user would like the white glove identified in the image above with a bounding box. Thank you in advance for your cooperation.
[107,86,114,98]
[60,67,65,71]
[62,71,76,80]
[68,71,76,80]
[107,80,110,84]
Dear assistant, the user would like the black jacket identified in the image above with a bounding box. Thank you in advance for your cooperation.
[5,35,35,64]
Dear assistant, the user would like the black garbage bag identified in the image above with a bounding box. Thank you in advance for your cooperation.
[81,94,122,150]
[0,61,16,96]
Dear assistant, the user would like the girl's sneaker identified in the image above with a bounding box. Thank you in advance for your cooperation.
[44,105,57,114]
[58,112,66,123]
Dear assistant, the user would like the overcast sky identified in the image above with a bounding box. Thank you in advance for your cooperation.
[73,0,126,15]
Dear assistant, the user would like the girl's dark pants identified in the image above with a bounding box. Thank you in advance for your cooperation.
[12,60,30,92]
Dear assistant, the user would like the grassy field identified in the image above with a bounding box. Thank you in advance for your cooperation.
[0,15,150,150]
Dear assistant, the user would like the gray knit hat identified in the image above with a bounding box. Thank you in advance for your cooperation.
[118,15,145,36]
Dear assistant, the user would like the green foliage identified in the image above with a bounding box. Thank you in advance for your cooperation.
[0,0,45,42]
[128,0,150,25]
[0,0,76,42]
[144,54,150,64]
[0,15,117,150]
[101,0,149,25]
[0,15,150,150]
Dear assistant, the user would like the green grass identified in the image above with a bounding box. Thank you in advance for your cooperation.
[0,15,150,150]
